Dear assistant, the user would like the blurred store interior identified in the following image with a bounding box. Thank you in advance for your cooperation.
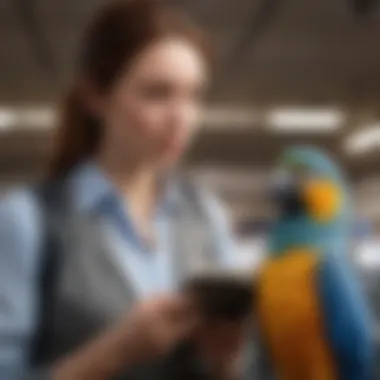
[1,0,380,267]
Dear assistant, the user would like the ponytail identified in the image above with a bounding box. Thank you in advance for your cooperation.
[48,86,101,179]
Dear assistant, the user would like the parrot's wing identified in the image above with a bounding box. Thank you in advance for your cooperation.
[317,253,374,380]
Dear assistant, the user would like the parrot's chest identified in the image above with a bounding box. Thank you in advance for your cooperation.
[257,249,336,380]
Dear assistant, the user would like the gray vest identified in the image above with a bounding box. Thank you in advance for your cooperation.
[31,180,257,379]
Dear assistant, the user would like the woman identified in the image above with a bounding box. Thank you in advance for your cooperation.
[0,1,252,379]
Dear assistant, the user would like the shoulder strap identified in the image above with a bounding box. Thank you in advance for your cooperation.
[30,180,67,365]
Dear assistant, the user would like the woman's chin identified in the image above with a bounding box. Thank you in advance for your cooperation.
[159,146,185,165]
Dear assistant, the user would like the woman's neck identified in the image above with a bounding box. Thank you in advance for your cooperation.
[98,146,156,192]
[97,152,159,244]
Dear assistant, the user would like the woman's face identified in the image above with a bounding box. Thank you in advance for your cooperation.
[99,37,208,168]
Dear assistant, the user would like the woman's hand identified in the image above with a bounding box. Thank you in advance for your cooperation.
[195,318,250,380]
[122,294,198,361]
[53,294,197,380]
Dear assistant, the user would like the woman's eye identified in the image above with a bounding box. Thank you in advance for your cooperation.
[140,82,172,100]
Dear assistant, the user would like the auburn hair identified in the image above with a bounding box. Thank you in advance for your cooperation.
[48,0,211,178]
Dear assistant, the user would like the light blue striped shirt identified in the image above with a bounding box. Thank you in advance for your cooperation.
[0,161,239,376]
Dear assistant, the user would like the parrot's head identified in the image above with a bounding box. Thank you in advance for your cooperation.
[269,146,351,255]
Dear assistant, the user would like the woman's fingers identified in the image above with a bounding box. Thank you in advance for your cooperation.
[154,294,200,338]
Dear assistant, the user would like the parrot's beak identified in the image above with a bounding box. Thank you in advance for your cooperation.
[270,171,341,221]
[302,179,342,222]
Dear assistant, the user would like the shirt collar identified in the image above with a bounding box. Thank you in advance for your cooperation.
[68,160,180,215]
[69,160,116,212]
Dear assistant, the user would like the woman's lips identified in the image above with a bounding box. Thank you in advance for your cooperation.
[165,138,186,157]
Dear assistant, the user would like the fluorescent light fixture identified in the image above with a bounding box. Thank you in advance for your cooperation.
[0,104,260,131]
[0,104,257,131]
[19,108,56,129]
[266,107,345,132]
[202,107,259,128]
[344,123,380,155]
[0,108,17,131]
[0,106,56,131]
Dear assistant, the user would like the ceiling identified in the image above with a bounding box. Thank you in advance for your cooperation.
[1,0,380,220]
[2,0,380,104]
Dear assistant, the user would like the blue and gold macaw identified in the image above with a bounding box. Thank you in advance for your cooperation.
[257,146,374,380]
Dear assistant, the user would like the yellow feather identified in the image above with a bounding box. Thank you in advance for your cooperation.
[256,249,337,380]
[303,180,341,222]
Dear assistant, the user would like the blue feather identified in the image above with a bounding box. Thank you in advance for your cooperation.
[317,254,374,380]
